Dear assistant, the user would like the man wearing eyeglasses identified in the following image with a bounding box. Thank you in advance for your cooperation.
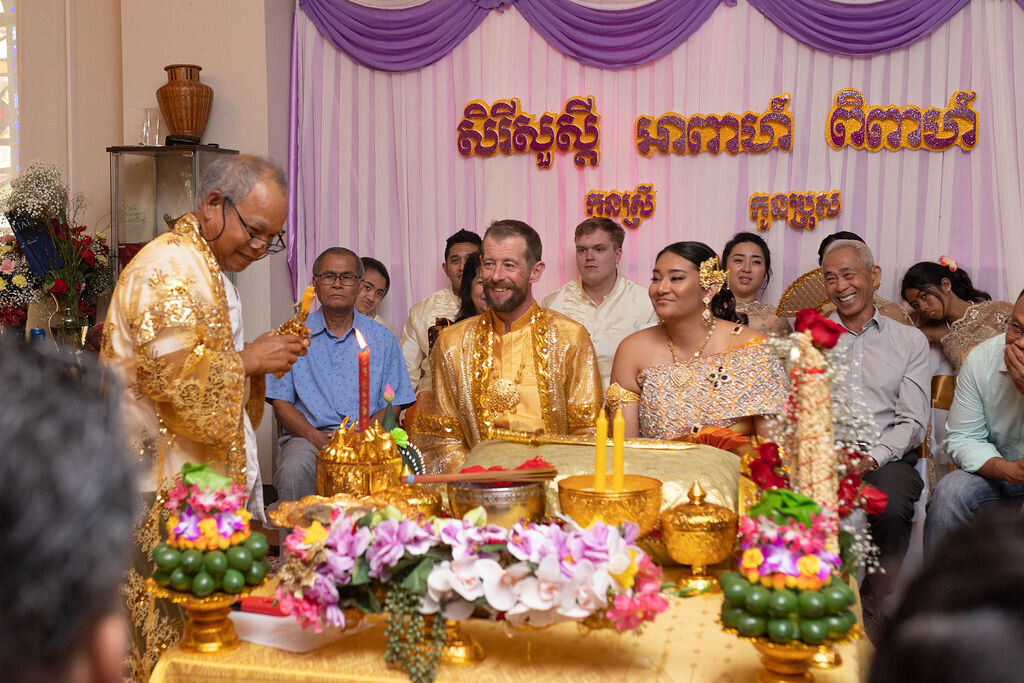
[103,155,307,522]
[266,247,415,503]
[925,289,1024,550]
[102,155,308,675]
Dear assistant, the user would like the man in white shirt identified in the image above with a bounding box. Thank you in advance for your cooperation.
[400,229,481,393]
[542,218,655,389]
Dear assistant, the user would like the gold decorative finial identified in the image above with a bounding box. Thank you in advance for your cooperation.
[687,480,707,505]
[699,256,728,291]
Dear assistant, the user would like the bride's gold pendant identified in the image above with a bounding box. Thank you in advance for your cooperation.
[488,378,521,414]
[670,363,692,387]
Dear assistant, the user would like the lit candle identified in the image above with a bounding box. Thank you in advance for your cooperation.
[594,411,608,492]
[611,408,625,492]
[355,328,370,431]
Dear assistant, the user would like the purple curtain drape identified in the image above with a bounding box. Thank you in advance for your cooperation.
[298,0,491,72]
[299,0,722,72]
[513,0,721,69]
[746,0,970,57]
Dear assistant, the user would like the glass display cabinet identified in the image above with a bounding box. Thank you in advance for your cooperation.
[107,145,237,273]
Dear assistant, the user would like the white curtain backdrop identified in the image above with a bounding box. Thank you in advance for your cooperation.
[292,0,1024,331]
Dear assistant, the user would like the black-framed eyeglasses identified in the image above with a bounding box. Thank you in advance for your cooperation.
[223,198,286,256]
[315,271,360,286]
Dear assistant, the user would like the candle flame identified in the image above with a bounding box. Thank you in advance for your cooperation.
[354,328,367,350]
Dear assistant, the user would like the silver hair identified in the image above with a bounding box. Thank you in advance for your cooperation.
[312,247,363,277]
[823,239,875,270]
[196,154,288,208]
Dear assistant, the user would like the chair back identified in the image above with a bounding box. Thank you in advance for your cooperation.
[932,374,956,412]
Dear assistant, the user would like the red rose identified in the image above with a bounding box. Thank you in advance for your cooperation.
[49,279,68,295]
[794,308,846,349]
[81,248,96,266]
[862,486,889,516]
[837,473,859,518]
[72,282,83,291]
[749,442,788,490]
[80,234,92,246]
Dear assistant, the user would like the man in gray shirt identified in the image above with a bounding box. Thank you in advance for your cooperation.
[822,239,931,642]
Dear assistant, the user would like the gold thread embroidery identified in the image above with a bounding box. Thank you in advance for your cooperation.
[532,307,553,433]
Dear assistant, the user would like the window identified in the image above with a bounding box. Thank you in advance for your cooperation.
[0,1,18,191]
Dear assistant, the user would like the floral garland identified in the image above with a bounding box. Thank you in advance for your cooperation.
[277,507,669,682]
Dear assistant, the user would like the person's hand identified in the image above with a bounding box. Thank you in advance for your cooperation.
[308,429,334,451]
[1005,344,1024,396]
[240,330,310,376]
[855,455,880,477]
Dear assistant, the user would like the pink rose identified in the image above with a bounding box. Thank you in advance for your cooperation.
[0,259,14,274]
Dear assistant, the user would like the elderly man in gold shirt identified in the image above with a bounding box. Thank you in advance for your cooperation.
[102,155,307,679]
[411,219,602,473]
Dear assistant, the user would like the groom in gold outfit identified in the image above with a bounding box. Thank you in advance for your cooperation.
[411,219,602,473]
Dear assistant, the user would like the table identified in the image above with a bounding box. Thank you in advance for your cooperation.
[150,592,871,682]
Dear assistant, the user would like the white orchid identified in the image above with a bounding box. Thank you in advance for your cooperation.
[476,558,531,613]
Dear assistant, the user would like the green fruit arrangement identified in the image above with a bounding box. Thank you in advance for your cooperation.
[151,532,271,598]
[719,572,857,645]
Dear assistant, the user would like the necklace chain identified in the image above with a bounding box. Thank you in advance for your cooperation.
[666,319,716,363]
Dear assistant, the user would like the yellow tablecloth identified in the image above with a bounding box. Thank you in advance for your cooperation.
[150,593,871,682]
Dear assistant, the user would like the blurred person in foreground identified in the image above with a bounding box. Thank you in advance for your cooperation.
[0,340,136,683]
[869,511,1024,683]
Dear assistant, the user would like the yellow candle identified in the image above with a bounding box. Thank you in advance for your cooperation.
[611,408,625,492]
[594,411,608,492]
[298,285,316,316]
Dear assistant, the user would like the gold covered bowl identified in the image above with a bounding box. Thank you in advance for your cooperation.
[448,481,546,527]
[661,481,737,593]
[557,474,662,535]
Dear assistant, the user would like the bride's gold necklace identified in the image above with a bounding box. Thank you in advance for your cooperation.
[665,319,716,387]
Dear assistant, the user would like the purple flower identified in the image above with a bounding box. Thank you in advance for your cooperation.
[327,519,372,557]
[506,523,546,563]
[214,510,244,537]
[323,603,347,629]
[173,508,201,541]
[367,519,406,580]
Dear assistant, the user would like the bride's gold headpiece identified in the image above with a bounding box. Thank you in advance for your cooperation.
[699,256,728,291]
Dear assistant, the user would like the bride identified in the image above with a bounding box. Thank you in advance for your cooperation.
[608,241,786,440]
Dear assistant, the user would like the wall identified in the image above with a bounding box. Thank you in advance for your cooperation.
[20,0,122,232]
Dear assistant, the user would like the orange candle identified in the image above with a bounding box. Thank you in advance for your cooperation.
[355,328,370,431]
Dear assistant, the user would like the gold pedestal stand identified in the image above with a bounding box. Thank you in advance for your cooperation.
[810,645,842,669]
[752,640,816,683]
[441,620,485,665]
[146,579,255,654]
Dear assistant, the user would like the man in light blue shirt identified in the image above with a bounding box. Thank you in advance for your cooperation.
[925,291,1024,550]
[267,247,415,503]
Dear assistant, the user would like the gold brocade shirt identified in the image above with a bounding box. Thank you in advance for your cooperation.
[409,303,603,473]
[940,300,1013,374]
[542,275,657,390]
[101,213,258,492]
[637,340,786,440]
